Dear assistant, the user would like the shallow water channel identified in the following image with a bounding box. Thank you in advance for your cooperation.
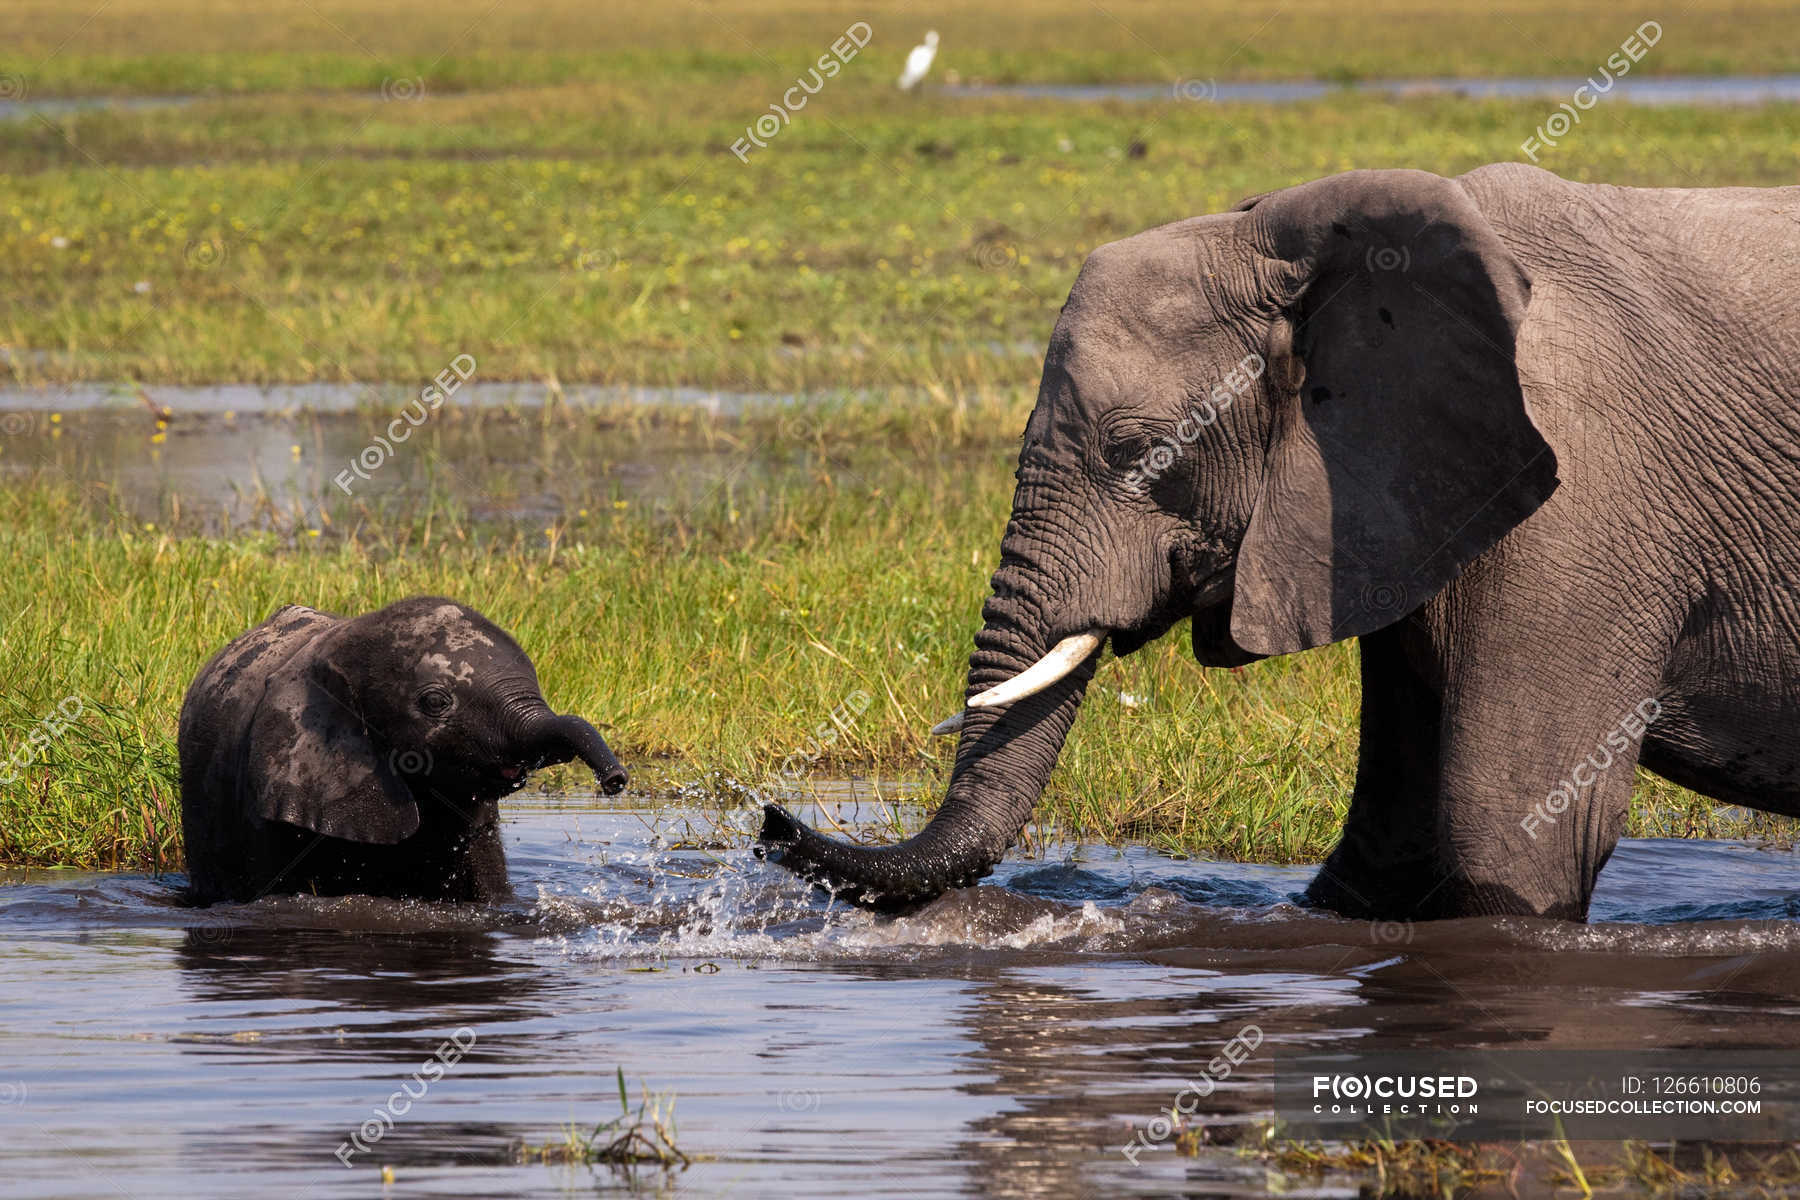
[3,74,1797,124]
[5,791,1800,1198]
[0,390,909,533]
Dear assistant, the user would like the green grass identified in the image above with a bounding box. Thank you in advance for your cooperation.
[0,397,1767,872]
[5,0,1797,97]
[3,88,1797,389]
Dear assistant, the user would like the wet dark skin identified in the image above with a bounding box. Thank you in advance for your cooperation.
[179,596,628,904]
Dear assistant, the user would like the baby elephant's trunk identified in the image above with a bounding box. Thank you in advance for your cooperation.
[525,711,630,795]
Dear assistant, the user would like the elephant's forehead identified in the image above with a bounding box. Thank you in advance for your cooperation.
[419,651,477,683]
[1046,327,1162,408]
[403,603,498,653]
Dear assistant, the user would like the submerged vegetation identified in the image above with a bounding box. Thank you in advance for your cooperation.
[516,1069,689,1171]
[1206,1124,1800,1198]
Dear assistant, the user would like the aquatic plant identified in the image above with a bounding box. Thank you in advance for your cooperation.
[517,1068,689,1170]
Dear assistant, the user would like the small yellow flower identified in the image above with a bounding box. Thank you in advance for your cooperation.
[150,432,166,444]
[306,529,321,537]
[612,499,628,510]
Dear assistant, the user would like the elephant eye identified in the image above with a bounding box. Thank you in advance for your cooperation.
[417,686,454,717]
[1101,428,1151,473]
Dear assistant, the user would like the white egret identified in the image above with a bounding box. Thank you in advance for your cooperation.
[897,30,939,91]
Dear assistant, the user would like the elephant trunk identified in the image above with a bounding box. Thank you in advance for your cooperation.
[760,540,1099,907]
[520,709,630,795]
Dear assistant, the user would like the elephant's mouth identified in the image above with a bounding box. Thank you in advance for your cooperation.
[1105,547,1239,660]
[494,759,544,793]
[1111,603,1196,658]
[1190,592,1264,668]
[1110,621,1162,657]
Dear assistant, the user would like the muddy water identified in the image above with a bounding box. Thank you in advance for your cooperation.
[4,793,1800,1198]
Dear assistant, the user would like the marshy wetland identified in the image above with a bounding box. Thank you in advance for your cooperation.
[6,0,1800,1194]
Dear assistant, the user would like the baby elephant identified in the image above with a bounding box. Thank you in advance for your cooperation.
[179,596,628,904]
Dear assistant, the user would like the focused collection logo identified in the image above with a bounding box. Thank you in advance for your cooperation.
[1310,1073,1480,1116]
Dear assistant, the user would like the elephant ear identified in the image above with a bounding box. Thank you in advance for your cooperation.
[243,633,420,844]
[1229,168,1558,656]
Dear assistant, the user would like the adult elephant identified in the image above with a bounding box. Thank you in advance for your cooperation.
[762,163,1800,921]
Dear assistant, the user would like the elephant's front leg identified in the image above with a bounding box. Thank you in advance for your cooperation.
[1431,667,1652,919]
[1308,616,1659,921]
[1304,623,1452,919]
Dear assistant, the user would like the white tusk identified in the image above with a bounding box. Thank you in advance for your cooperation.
[929,710,966,737]
[966,631,1103,710]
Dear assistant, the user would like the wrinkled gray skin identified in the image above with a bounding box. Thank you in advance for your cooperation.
[763,163,1800,921]
[180,596,628,904]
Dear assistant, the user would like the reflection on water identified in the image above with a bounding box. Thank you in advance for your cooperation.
[4,792,1800,1197]
[0,96,195,122]
[950,73,1800,105]
[5,75,1798,125]
[0,382,802,415]
[0,397,986,535]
